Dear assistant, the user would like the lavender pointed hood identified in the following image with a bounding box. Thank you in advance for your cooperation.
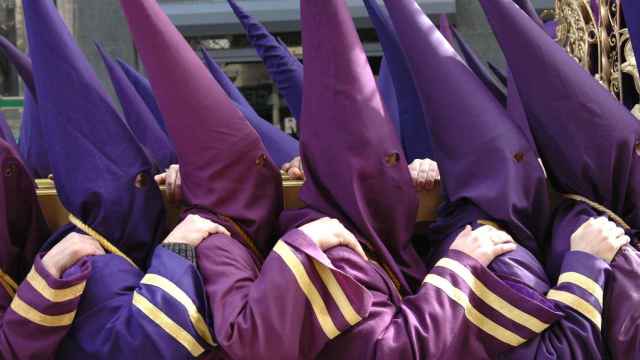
[117,59,168,133]
[200,48,298,167]
[97,44,176,170]
[0,37,51,177]
[383,0,550,253]
[450,27,507,106]
[227,0,303,120]
[363,0,433,161]
[479,0,640,229]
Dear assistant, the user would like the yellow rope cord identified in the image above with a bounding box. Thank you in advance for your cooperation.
[68,214,139,269]
[563,194,631,230]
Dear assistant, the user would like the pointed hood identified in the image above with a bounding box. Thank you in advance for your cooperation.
[513,0,544,28]
[96,44,176,170]
[0,37,51,178]
[24,0,165,268]
[439,14,455,45]
[451,26,507,106]
[363,0,433,161]
[295,0,425,293]
[0,36,36,96]
[120,0,282,253]
[377,58,400,132]
[0,113,16,150]
[480,0,640,229]
[19,91,51,178]
[383,0,550,253]
[227,0,304,120]
[488,62,508,86]
[0,138,49,286]
[116,59,168,133]
[621,0,640,72]
[200,48,298,166]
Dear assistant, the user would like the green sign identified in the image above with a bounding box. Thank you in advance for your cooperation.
[0,97,24,109]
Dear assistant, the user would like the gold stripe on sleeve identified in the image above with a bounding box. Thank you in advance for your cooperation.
[434,258,550,333]
[547,290,601,329]
[140,274,215,346]
[273,241,340,339]
[557,272,603,306]
[312,259,362,326]
[424,274,526,347]
[132,292,206,357]
[10,295,76,327]
[26,268,86,303]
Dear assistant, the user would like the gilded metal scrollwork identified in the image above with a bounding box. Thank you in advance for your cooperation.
[555,0,640,118]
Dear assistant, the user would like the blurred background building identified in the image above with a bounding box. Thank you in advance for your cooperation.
[0,0,555,137]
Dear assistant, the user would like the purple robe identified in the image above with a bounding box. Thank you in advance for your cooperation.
[24,0,215,357]
[478,0,640,356]
[384,0,609,357]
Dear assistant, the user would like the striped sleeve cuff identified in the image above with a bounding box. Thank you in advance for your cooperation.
[132,247,215,358]
[9,254,91,328]
[424,250,561,349]
[547,251,609,330]
[275,229,372,340]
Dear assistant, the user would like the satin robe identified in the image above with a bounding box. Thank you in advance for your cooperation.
[0,255,90,359]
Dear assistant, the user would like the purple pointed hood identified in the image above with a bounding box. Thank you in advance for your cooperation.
[116,59,168,133]
[0,113,16,150]
[0,36,36,97]
[451,27,507,106]
[513,0,544,27]
[363,0,433,161]
[0,37,51,177]
[96,44,176,170]
[200,48,298,167]
[383,0,550,253]
[227,0,303,120]
[119,0,282,253]
[23,0,165,268]
[480,0,640,229]
[439,14,455,45]
[289,0,425,293]
[0,138,49,285]
[488,62,508,86]
[377,58,400,132]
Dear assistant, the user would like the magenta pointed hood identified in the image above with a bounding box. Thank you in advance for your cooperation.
[286,0,424,292]
[119,0,282,253]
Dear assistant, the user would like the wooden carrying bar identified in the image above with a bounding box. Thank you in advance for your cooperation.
[35,178,443,232]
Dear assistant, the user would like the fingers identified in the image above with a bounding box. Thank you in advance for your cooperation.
[336,225,367,260]
[492,242,517,258]
[288,167,304,180]
[167,166,179,203]
[202,220,231,237]
[154,172,167,185]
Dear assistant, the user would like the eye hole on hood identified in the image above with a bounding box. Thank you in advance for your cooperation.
[256,153,267,167]
[635,140,640,157]
[134,172,149,189]
[384,152,400,167]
